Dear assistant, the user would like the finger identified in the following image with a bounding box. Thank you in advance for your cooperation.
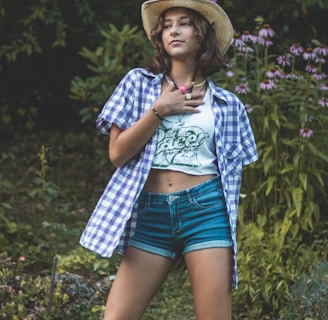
[163,82,176,92]
[183,106,201,114]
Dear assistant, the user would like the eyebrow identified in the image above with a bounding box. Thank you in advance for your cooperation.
[164,15,191,23]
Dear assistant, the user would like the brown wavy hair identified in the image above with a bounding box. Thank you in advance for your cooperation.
[145,7,227,76]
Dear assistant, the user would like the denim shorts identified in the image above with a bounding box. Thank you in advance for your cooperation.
[129,176,232,260]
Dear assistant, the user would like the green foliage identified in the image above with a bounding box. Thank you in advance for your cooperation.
[0,252,64,319]
[283,261,328,320]
[70,23,152,125]
[28,145,60,203]
[232,221,327,319]
[215,18,328,237]
[0,7,327,315]
[56,247,115,277]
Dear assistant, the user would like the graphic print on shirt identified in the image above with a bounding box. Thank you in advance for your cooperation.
[152,124,209,168]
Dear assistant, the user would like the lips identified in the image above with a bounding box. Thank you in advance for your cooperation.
[170,40,183,45]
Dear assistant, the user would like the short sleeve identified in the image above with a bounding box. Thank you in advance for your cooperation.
[239,102,258,166]
[95,69,140,135]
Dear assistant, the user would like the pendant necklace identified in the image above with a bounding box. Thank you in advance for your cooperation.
[164,74,207,94]
[163,72,207,127]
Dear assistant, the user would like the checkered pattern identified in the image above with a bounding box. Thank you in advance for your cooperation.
[79,68,258,287]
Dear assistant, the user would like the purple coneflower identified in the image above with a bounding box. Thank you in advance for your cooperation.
[237,44,254,56]
[277,54,292,67]
[235,82,250,94]
[318,97,328,107]
[258,24,275,38]
[241,30,254,44]
[260,79,276,90]
[244,103,253,113]
[299,128,313,138]
[303,48,316,61]
[232,32,245,48]
[305,64,317,73]
[312,72,326,81]
[313,44,328,57]
[320,83,328,91]
[267,67,281,79]
[290,43,304,56]
[255,36,272,47]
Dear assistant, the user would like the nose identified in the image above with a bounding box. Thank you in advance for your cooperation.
[170,25,180,36]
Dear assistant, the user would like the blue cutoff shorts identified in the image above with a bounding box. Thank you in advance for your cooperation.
[129,176,232,260]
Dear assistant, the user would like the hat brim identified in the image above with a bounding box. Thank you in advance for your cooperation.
[141,0,233,54]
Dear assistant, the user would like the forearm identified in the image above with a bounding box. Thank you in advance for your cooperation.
[109,107,162,167]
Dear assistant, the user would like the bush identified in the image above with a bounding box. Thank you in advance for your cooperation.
[232,222,327,319]
[283,261,328,320]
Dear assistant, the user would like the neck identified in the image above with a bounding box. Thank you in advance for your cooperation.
[169,60,199,85]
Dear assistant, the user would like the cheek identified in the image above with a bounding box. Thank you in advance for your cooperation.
[162,34,170,51]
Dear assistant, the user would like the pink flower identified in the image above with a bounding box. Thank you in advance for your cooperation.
[19,256,26,262]
[303,48,316,61]
[260,79,276,90]
[318,97,328,107]
[256,36,273,47]
[267,67,281,78]
[313,44,328,57]
[237,45,254,57]
[244,103,253,113]
[305,64,317,73]
[250,32,261,45]
[241,30,255,43]
[315,57,326,64]
[235,82,250,94]
[320,83,328,91]
[232,32,245,48]
[258,24,275,38]
[277,54,292,67]
[312,72,326,81]
[300,128,313,138]
[290,43,304,56]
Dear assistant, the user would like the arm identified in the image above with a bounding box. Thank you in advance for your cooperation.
[109,83,204,168]
[109,110,161,168]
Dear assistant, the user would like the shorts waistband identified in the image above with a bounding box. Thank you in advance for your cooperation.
[140,176,222,203]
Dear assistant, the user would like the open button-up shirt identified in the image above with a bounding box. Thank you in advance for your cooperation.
[79,68,258,287]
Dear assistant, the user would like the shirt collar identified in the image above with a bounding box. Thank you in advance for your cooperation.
[140,69,229,105]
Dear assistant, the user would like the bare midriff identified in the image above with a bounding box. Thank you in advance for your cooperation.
[143,169,216,194]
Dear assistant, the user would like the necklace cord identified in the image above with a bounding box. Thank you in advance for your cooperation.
[165,74,206,93]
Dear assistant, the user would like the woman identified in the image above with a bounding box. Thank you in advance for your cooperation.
[80,0,258,319]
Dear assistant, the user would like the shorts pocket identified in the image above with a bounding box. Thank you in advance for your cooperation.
[190,188,225,209]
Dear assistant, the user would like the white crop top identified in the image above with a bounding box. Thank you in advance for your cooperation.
[151,89,218,175]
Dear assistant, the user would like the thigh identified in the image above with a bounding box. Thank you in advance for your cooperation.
[104,246,174,320]
[184,248,233,320]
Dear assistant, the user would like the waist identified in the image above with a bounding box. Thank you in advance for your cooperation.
[140,176,222,202]
[144,169,217,193]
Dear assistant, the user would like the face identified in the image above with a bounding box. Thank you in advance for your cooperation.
[161,7,200,61]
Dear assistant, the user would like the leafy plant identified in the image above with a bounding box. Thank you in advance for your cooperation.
[232,222,327,319]
[28,144,60,204]
[283,261,328,320]
[70,23,152,125]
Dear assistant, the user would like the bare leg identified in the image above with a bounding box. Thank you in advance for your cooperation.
[104,246,175,320]
[185,248,233,320]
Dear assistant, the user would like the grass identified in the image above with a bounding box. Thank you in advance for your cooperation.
[0,130,198,319]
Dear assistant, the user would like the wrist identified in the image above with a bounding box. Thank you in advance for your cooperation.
[150,105,164,121]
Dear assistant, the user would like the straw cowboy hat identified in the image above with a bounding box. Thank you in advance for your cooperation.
[141,0,233,54]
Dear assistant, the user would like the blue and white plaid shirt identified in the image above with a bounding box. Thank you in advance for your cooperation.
[80,68,258,287]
